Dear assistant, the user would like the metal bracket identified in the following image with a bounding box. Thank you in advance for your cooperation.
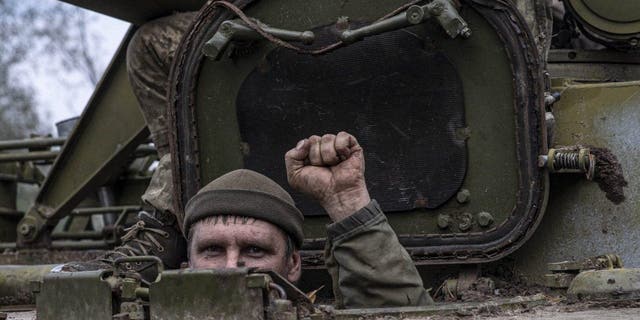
[203,19,315,60]
[339,0,471,44]
[113,256,164,284]
[16,28,151,247]
[16,205,52,245]
[545,254,624,289]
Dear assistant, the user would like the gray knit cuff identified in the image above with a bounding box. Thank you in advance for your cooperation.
[326,200,386,241]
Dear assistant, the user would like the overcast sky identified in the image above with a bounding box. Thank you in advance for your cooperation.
[30,2,129,133]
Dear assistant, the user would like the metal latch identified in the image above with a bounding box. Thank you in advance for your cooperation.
[203,19,315,60]
[339,0,471,44]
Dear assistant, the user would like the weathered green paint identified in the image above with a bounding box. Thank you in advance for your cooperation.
[0,264,55,305]
[37,270,113,320]
[0,138,65,151]
[17,29,149,244]
[33,30,146,219]
[568,268,640,300]
[195,0,518,240]
[149,268,264,320]
[0,268,548,319]
[513,80,640,283]
[0,151,58,163]
[567,0,640,35]
[547,50,640,82]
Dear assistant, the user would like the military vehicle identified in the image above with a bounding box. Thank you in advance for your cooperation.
[0,0,639,318]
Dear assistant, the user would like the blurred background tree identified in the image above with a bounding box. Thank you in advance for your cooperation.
[0,0,104,139]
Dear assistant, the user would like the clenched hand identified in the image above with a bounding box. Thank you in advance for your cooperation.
[285,132,371,222]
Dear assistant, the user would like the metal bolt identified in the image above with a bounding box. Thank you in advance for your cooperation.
[458,212,473,231]
[477,211,494,227]
[19,223,34,236]
[538,155,548,168]
[460,27,472,38]
[629,38,639,47]
[406,6,425,24]
[437,214,450,229]
[456,189,471,204]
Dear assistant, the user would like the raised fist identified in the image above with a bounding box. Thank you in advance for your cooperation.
[285,131,371,222]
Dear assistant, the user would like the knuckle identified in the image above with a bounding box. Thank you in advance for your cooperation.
[321,134,335,141]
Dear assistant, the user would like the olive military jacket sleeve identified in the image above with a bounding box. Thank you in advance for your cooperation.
[324,200,434,309]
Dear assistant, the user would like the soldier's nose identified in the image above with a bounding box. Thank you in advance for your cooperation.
[225,252,240,268]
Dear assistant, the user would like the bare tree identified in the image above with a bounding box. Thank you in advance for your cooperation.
[35,5,102,86]
[0,0,41,139]
[0,0,104,139]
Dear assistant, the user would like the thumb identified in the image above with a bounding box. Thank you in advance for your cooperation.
[285,139,310,173]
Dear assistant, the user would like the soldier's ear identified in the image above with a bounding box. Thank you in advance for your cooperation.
[286,250,302,283]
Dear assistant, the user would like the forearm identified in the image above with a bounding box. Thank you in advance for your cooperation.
[325,200,434,309]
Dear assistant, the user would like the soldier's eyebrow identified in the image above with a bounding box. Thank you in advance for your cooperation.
[194,237,227,250]
[193,229,277,250]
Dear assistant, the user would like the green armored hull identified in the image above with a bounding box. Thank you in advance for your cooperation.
[1,0,639,318]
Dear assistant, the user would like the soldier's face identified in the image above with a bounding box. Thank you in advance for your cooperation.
[188,216,301,283]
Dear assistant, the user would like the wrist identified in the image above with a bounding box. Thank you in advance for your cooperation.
[321,186,371,222]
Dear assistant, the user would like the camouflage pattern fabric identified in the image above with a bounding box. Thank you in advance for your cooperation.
[127,11,196,158]
[127,12,196,230]
[140,154,182,230]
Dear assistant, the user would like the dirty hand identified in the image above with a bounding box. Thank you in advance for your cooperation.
[285,132,371,222]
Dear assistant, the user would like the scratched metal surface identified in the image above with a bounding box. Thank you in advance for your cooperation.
[513,81,640,282]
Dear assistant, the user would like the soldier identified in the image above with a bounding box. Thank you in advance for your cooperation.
[184,132,433,307]
[65,12,434,308]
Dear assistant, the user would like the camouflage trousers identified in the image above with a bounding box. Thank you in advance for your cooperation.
[126,12,196,233]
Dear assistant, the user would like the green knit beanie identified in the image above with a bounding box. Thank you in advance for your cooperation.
[183,169,304,247]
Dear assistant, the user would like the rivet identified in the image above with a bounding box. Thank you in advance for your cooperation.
[437,214,450,229]
[19,223,34,236]
[458,212,473,231]
[456,189,471,204]
[477,211,494,227]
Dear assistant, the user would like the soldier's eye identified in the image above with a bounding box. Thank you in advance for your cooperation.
[244,246,266,258]
[202,245,224,257]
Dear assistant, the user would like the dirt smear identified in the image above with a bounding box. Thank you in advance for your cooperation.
[555,145,628,204]
[590,147,628,204]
